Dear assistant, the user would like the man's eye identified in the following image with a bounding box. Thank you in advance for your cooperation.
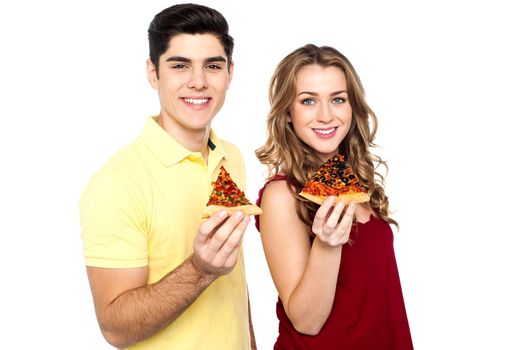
[301,98,315,105]
[171,64,187,70]
[333,97,346,104]
[206,64,222,71]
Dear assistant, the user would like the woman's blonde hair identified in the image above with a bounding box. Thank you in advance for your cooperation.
[256,44,398,231]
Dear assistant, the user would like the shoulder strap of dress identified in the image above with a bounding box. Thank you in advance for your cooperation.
[269,174,287,182]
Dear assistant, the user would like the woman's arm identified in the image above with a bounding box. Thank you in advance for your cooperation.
[259,181,355,335]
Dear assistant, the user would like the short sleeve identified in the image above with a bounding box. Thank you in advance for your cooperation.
[79,173,149,268]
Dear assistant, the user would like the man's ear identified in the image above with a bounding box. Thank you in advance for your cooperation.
[226,61,234,89]
[146,59,159,90]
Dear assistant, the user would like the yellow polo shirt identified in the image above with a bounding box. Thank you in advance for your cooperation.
[80,117,249,349]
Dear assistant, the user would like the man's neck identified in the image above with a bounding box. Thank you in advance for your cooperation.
[155,115,211,162]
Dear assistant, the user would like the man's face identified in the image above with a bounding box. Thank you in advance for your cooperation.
[147,33,233,138]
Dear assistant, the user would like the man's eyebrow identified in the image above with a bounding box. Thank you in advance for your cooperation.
[165,56,227,63]
[165,56,191,63]
[206,56,227,63]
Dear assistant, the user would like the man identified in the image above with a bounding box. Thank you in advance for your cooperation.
[80,4,256,349]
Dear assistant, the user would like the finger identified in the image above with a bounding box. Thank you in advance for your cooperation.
[335,204,356,239]
[216,215,250,264]
[223,246,241,269]
[219,215,250,254]
[195,210,228,245]
[312,196,336,232]
[325,201,346,231]
[340,203,356,227]
[208,211,245,252]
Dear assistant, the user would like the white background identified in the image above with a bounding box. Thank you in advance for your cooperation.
[1,0,525,349]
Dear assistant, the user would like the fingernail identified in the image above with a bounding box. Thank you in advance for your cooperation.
[218,210,228,218]
[234,211,243,219]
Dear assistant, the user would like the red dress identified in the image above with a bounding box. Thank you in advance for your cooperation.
[256,176,413,350]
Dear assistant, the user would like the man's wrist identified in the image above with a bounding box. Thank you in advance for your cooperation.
[188,254,218,284]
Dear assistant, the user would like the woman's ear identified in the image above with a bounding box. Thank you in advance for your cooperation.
[286,110,292,123]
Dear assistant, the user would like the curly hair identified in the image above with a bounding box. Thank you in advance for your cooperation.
[255,44,398,233]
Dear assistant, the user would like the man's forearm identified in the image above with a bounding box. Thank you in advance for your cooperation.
[100,256,216,348]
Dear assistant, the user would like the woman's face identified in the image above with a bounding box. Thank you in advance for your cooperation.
[288,64,353,161]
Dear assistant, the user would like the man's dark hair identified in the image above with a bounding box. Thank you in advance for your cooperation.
[148,3,234,75]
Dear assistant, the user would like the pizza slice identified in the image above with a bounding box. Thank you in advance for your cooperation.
[202,166,263,218]
[299,154,370,205]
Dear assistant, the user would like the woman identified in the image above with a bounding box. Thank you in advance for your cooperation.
[255,44,413,349]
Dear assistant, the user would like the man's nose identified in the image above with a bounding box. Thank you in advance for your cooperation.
[187,68,208,90]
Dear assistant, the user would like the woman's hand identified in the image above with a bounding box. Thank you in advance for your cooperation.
[311,196,356,247]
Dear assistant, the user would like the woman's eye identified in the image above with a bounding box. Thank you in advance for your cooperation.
[333,97,346,104]
[301,98,315,105]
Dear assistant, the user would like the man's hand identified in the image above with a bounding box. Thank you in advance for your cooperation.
[192,210,250,277]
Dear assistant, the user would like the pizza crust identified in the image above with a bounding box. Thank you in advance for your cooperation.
[299,191,370,205]
[202,204,263,218]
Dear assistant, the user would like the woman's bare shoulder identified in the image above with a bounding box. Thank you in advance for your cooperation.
[261,177,295,206]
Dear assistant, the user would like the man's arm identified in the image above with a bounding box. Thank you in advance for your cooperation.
[87,259,211,348]
[87,210,250,348]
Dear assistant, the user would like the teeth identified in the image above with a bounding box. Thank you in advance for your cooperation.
[184,98,209,105]
[314,128,336,135]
